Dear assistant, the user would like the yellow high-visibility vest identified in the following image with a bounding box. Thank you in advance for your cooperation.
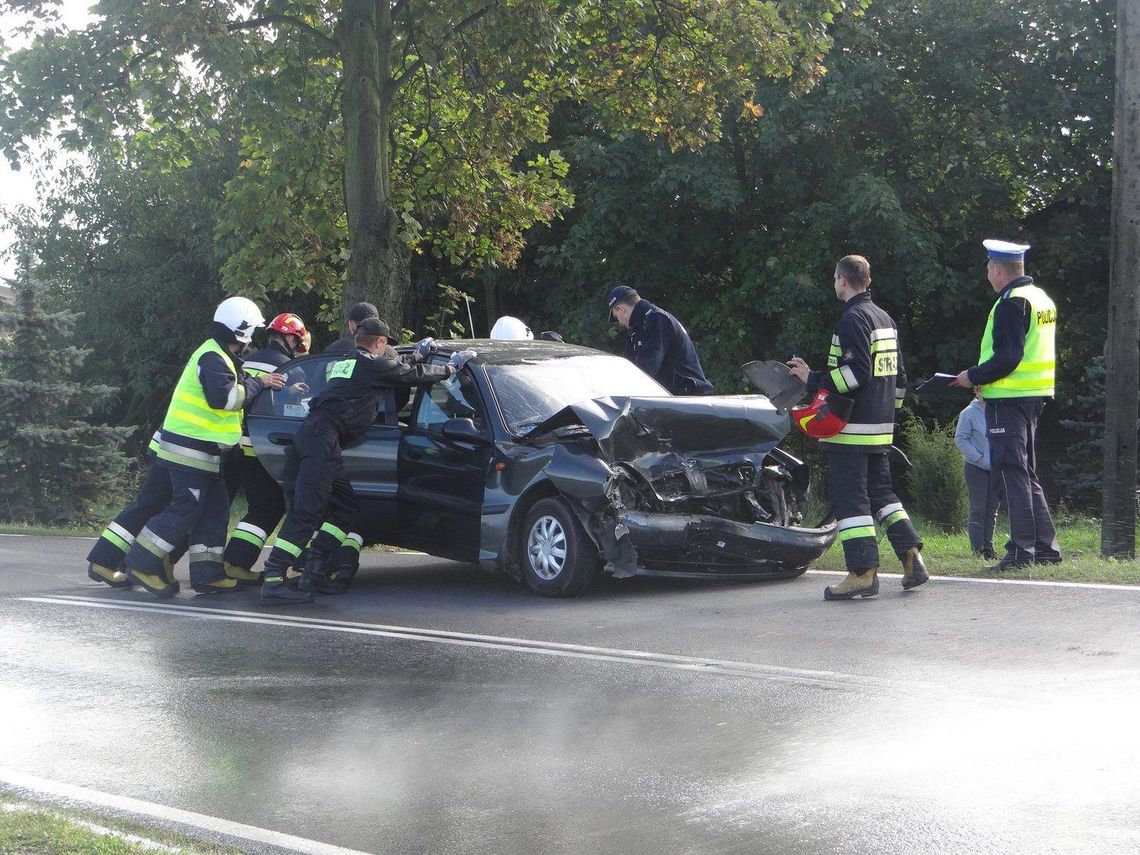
[979,284,1056,398]
[161,340,243,445]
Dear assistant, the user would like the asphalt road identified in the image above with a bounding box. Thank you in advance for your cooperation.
[2,534,1139,855]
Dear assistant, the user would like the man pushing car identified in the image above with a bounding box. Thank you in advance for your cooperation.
[258,318,458,604]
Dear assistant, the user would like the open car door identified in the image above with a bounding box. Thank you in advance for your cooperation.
[245,354,405,547]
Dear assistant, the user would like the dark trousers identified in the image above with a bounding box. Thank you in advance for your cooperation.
[829,451,921,574]
[986,399,1060,562]
[222,452,287,571]
[88,463,172,569]
[963,462,1001,555]
[89,452,241,571]
[264,415,358,574]
[124,464,231,586]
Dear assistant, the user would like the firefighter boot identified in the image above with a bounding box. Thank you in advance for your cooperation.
[223,561,261,588]
[298,549,347,595]
[901,547,929,590]
[87,562,132,588]
[126,565,177,598]
[259,555,313,605]
[161,555,180,594]
[330,565,357,592]
[824,568,879,600]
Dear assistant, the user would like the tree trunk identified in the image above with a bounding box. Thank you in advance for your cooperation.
[336,0,410,332]
[1102,0,1140,558]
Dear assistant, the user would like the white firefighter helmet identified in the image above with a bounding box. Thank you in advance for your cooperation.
[213,296,266,344]
[489,315,533,340]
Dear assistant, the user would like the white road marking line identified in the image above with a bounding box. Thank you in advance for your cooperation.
[804,569,1140,592]
[21,594,939,694]
[0,767,375,855]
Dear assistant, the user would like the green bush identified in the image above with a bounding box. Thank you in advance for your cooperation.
[899,412,968,530]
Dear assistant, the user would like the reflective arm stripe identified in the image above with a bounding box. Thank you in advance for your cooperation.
[223,382,245,411]
[830,364,859,393]
[243,361,277,374]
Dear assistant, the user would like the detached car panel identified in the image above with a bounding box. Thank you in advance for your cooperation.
[246,340,836,596]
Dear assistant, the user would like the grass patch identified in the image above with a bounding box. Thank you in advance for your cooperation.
[809,509,1140,585]
[0,794,241,854]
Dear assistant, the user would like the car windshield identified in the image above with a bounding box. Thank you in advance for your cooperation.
[487,354,668,435]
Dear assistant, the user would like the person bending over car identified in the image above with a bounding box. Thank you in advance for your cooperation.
[258,318,456,605]
[605,285,713,396]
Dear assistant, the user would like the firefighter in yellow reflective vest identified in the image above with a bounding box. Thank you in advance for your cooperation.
[220,312,310,583]
[788,255,928,600]
[123,297,286,596]
[952,239,1060,570]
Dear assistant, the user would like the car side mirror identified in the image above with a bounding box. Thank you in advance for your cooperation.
[441,417,487,444]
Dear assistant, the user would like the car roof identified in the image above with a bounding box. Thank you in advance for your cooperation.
[402,338,610,366]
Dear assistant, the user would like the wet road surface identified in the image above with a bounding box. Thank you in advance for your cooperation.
[2,534,1139,854]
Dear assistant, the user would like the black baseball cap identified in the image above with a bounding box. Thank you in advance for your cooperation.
[605,285,637,309]
[355,317,390,338]
[348,302,379,323]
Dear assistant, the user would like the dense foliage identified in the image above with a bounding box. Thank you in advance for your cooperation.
[0,0,1122,512]
[0,264,129,525]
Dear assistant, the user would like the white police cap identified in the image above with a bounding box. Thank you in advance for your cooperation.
[983,239,1030,260]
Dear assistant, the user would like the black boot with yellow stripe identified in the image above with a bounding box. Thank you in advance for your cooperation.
[259,552,314,605]
[824,568,879,600]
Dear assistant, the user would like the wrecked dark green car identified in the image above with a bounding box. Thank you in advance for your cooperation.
[247,340,836,597]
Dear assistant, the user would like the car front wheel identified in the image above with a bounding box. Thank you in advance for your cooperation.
[520,497,598,597]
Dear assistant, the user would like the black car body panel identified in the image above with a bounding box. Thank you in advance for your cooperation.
[245,340,836,594]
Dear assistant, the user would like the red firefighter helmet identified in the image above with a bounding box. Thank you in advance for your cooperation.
[267,313,309,353]
[791,389,854,439]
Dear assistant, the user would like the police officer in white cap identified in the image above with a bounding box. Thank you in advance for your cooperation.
[951,239,1061,570]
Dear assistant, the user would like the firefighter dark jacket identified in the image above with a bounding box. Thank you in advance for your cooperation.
[309,346,450,441]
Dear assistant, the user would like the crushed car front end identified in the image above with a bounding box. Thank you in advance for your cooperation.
[516,394,836,579]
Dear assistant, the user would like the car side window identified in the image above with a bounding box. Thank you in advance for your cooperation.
[249,356,338,419]
[413,369,484,432]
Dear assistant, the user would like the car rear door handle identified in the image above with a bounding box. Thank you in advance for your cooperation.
[407,450,424,461]
[268,433,294,446]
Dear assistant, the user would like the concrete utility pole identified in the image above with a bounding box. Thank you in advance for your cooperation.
[1103,0,1140,558]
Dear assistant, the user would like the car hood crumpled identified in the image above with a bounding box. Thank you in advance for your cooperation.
[521,395,791,484]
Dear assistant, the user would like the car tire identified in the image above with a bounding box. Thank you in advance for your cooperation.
[519,497,598,597]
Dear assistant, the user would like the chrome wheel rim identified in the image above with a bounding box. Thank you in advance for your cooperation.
[526,514,567,581]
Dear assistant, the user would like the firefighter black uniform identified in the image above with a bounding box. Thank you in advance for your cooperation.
[259,324,453,604]
[124,300,278,597]
[220,336,301,581]
[319,327,384,587]
[805,290,925,599]
[963,246,1060,569]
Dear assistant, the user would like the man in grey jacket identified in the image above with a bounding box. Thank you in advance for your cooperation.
[955,389,1001,559]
